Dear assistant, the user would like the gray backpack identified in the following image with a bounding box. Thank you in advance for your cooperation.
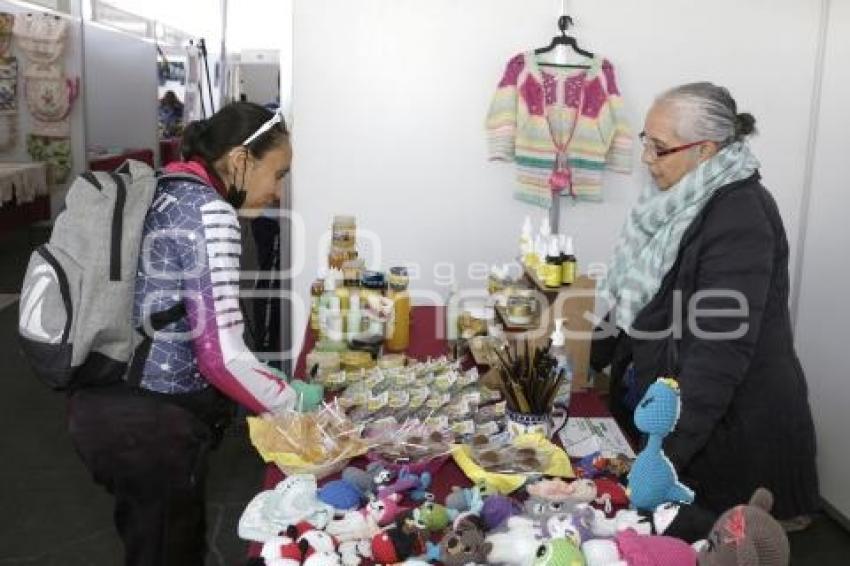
[18,160,192,390]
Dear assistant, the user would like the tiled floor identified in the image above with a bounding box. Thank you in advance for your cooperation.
[0,299,263,565]
[0,294,17,312]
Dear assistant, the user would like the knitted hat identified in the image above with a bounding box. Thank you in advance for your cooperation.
[615,528,697,566]
[697,488,790,566]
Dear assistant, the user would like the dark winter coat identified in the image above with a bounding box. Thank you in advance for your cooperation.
[591,172,820,519]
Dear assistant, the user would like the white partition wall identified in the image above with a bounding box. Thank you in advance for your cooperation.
[289,0,823,356]
[82,22,157,161]
[794,0,850,520]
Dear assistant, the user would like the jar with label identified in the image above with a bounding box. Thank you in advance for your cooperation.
[343,258,365,288]
[332,215,357,251]
[506,292,537,325]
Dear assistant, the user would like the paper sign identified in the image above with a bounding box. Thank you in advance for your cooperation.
[559,417,636,459]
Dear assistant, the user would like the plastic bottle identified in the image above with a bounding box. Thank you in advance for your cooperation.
[386,288,410,352]
[562,236,577,285]
[549,318,574,410]
[540,216,552,239]
[545,236,563,288]
[445,284,460,353]
[310,278,324,333]
[347,292,363,339]
[319,271,338,340]
[520,215,533,265]
[534,234,548,281]
[326,296,344,343]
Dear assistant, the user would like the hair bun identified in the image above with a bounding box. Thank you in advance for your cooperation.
[180,119,211,161]
[735,112,756,138]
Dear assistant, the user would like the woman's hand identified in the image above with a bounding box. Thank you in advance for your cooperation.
[290,379,324,412]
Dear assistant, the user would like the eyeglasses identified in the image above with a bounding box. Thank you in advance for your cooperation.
[242,110,286,146]
[639,131,708,160]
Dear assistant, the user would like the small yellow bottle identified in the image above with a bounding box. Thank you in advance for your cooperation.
[544,236,563,288]
[561,236,577,285]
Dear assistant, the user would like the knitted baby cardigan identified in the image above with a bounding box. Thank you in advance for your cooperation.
[486,52,633,207]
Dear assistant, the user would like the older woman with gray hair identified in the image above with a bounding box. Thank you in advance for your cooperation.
[592,82,819,526]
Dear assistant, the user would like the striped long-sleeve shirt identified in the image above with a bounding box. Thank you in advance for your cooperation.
[131,172,294,413]
[486,52,633,207]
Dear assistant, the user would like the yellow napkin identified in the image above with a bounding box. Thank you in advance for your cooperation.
[451,433,574,494]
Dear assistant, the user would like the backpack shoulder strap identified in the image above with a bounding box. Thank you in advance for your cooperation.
[156,172,210,187]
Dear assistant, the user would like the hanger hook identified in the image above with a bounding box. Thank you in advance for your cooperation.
[558,15,574,35]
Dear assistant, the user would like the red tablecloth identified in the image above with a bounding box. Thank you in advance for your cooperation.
[89,148,155,171]
[0,195,49,237]
[249,306,612,558]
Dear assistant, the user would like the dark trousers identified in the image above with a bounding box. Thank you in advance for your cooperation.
[68,387,213,566]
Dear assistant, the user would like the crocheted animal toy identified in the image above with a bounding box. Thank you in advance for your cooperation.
[325,493,409,542]
[548,505,596,547]
[531,538,586,566]
[431,516,493,566]
[479,494,523,530]
[627,378,694,511]
[651,501,717,544]
[582,528,697,566]
[589,507,653,538]
[697,488,790,566]
[239,475,335,543]
[526,478,598,508]
[377,467,432,502]
[445,482,492,514]
[592,479,630,517]
[577,452,634,480]
[343,463,393,495]
[259,522,342,566]
[589,501,715,544]
[319,464,395,510]
[486,516,546,566]
[410,501,458,532]
[370,524,426,564]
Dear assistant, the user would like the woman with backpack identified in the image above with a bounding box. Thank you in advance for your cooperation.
[67,102,323,565]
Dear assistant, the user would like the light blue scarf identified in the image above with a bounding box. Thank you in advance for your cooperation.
[598,142,760,333]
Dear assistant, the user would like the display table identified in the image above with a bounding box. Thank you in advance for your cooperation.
[248,305,612,559]
[0,162,50,236]
[88,148,155,171]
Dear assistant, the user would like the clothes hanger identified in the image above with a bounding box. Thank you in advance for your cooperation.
[535,15,593,69]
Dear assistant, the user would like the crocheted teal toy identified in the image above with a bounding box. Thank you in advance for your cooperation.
[627,377,695,511]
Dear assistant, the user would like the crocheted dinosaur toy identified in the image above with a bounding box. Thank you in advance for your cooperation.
[627,378,695,511]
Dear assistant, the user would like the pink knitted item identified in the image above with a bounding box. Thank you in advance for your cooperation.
[615,528,697,566]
